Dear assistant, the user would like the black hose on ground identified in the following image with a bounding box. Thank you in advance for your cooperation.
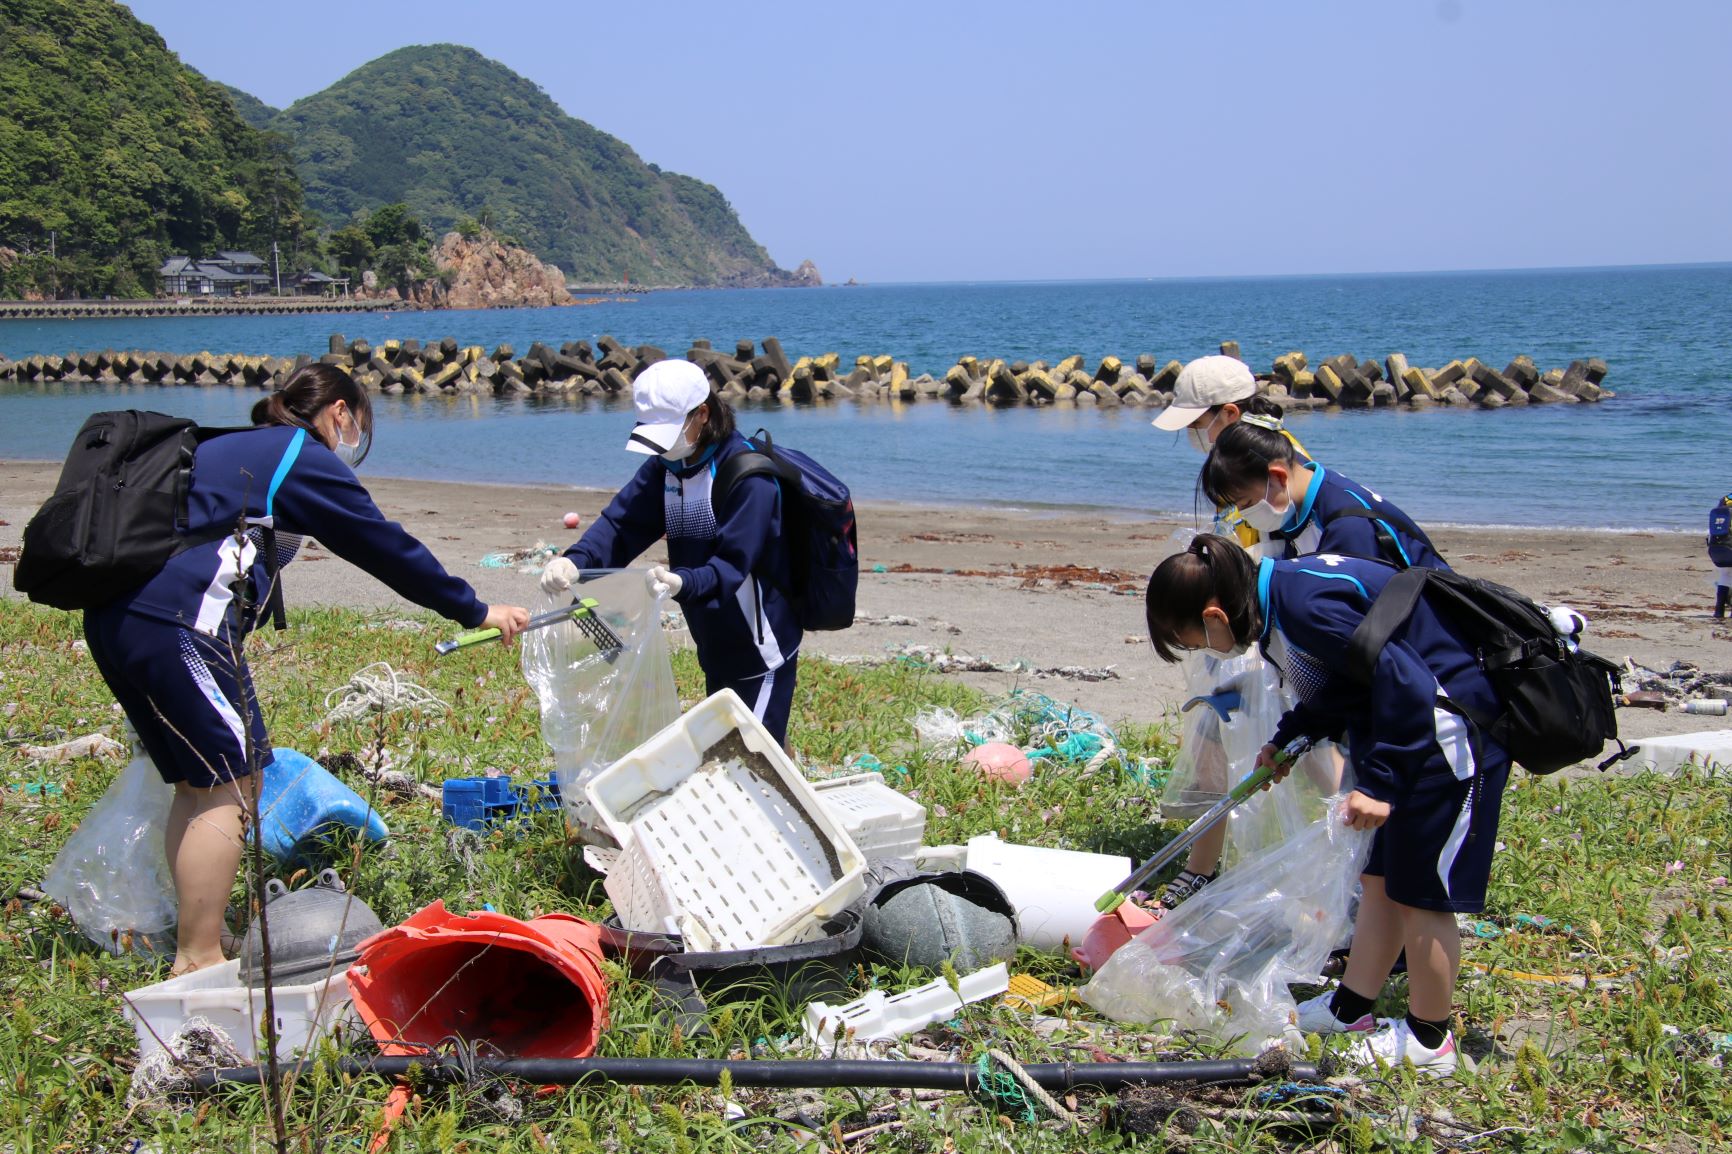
[193,1053,1328,1093]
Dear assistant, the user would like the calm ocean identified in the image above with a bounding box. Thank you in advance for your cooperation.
[2,265,1727,530]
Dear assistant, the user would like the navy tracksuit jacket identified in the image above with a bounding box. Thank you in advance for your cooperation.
[563,434,800,682]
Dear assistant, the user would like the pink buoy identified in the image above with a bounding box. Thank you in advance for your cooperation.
[563,512,582,529]
[962,742,1033,786]
[1071,903,1160,973]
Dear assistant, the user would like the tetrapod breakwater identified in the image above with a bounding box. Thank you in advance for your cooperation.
[0,335,1613,411]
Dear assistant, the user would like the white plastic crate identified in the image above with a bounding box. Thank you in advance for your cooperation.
[811,772,927,863]
[588,689,867,951]
[123,958,355,1063]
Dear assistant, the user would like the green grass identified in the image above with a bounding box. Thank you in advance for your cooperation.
[2,601,1729,1151]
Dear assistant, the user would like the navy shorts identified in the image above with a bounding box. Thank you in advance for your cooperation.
[84,606,270,789]
[1363,757,1511,914]
[706,654,799,746]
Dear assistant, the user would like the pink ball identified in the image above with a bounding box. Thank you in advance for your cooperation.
[563,512,581,529]
[963,742,1033,786]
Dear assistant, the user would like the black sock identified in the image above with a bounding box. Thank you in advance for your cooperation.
[1405,1013,1451,1049]
[1329,985,1376,1023]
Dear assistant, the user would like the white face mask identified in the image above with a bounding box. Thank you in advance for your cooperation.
[1202,614,1250,659]
[333,412,364,468]
[1236,481,1290,533]
[660,413,701,462]
[1186,411,1226,453]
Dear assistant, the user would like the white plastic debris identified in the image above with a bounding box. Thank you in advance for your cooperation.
[804,962,1010,1046]
[22,732,126,762]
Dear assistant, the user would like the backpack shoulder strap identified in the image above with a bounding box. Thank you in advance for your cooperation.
[713,430,800,509]
[1346,566,1433,682]
[1323,505,1424,569]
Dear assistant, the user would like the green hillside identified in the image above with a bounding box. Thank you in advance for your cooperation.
[0,0,305,297]
[273,44,788,286]
[213,80,278,131]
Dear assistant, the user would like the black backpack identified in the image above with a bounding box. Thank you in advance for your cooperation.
[15,410,288,624]
[1345,566,1631,775]
[713,428,858,631]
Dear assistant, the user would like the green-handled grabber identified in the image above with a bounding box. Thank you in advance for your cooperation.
[435,596,625,657]
[1094,735,1317,914]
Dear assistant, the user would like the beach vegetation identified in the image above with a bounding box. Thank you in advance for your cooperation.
[2,599,1728,1150]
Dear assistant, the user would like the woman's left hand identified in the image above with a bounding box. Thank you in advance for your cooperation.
[1340,790,1392,830]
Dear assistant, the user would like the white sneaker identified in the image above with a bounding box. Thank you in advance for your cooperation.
[1346,1018,1458,1078]
[1294,990,1376,1035]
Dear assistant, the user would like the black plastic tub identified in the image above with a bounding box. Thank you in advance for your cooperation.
[597,911,864,1008]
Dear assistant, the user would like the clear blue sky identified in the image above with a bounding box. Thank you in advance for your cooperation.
[127,1,1731,283]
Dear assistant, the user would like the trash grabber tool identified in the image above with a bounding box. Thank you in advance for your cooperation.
[1095,735,1316,914]
[436,596,625,656]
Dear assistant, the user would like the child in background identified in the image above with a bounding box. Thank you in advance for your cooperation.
[1201,417,1447,572]
[1144,534,1512,1076]
[1708,493,1732,619]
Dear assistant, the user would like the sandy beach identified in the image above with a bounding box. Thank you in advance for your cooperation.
[3,459,1724,745]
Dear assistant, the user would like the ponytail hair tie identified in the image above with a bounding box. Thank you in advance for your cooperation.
[1240,412,1285,433]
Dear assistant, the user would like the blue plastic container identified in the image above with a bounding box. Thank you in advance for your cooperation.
[442,775,562,831]
[256,749,390,866]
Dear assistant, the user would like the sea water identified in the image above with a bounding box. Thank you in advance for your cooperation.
[2,264,1727,530]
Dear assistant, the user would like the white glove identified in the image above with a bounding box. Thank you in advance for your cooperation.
[540,557,579,595]
[648,565,683,599]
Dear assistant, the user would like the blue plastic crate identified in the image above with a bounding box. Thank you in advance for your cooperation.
[442,775,563,830]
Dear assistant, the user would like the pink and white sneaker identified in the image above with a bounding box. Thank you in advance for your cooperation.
[1346,1018,1458,1078]
[1294,991,1376,1035]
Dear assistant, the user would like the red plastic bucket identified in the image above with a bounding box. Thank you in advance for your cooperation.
[347,901,609,1058]
[1070,903,1160,974]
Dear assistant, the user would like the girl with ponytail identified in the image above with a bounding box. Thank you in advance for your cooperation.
[82,364,527,975]
[1145,533,1511,1078]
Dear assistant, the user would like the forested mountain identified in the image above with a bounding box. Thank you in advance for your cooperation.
[271,44,789,286]
[214,81,278,131]
[0,0,306,297]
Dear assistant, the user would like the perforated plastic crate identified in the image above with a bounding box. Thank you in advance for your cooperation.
[124,958,355,1063]
[810,772,926,863]
[588,690,866,951]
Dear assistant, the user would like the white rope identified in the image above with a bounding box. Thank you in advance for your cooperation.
[322,662,448,724]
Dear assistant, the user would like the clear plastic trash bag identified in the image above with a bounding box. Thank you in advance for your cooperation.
[520,568,679,842]
[1160,650,1339,870]
[42,743,177,954]
[1082,791,1373,1054]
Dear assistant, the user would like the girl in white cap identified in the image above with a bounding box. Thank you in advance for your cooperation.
[541,360,802,742]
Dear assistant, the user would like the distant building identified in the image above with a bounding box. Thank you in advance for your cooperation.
[157,251,274,297]
[290,270,350,297]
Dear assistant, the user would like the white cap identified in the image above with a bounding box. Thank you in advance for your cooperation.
[1151,355,1257,431]
[626,359,711,454]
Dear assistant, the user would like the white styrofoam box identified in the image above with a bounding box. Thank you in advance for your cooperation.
[804,962,1009,1046]
[1621,730,1732,777]
[589,689,867,950]
[811,772,927,862]
[123,958,354,1063]
[955,836,1131,952]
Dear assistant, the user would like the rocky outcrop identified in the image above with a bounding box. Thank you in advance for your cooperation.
[422,232,576,309]
[791,259,823,287]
